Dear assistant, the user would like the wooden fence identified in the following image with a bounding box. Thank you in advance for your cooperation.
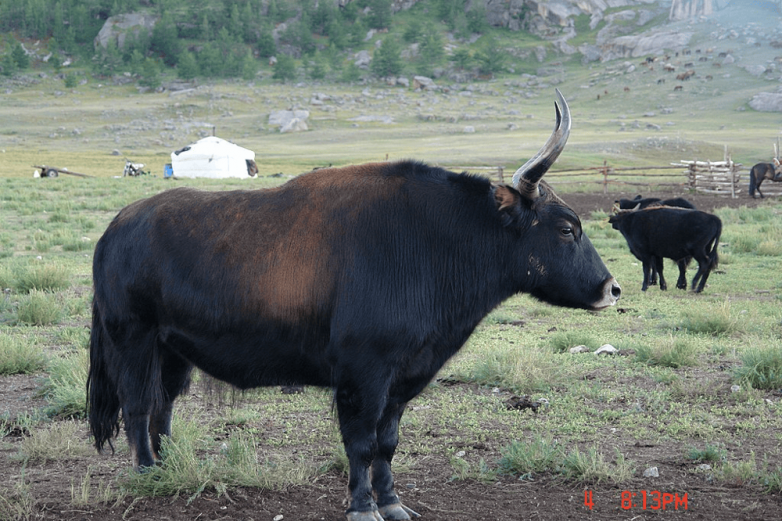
[452,159,782,198]
[680,159,742,197]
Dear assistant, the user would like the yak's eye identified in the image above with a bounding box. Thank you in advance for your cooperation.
[561,226,573,237]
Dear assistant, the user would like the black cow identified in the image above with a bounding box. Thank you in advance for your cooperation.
[748,160,782,199]
[615,194,696,211]
[609,207,721,293]
[614,195,696,288]
[87,90,621,521]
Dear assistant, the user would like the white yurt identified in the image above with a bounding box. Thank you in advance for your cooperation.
[170,137,258,179]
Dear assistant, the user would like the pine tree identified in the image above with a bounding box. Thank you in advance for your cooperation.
[257,24,277,58]
[306,52,327,80]
[240,50,257,80]
[371,38,403,78]
[416,27,444,76]
[11,41,29,70]
[476,36,506,76]
[151,14,181,66]
[449,49,473,70]
[177,51,199,80]
[1,53,18,77]
[340,62,362,83]
[139,58,161,89]
[367,0,393,30]
[272,53,296,82]
[197,42,223,77]
[326,18,347,50]
[92,40,123,77]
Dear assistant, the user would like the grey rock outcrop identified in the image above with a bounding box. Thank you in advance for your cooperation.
[354,50,372,69]
[413,76,437,91]
[269,110,310,132]
[600,31,693,61]
[94,13,158,50]
[749,91,782,113]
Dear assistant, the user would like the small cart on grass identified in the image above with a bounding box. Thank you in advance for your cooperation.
[33,165,93,178]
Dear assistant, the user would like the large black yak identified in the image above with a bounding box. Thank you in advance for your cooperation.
[614,195,696,288]
[609,206,721,293]
[615,194,696,211]
[88,90,620,521]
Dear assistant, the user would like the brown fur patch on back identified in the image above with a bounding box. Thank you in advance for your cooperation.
[241,163,406,322]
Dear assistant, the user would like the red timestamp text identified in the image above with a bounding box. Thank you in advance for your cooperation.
[583,490,688,511]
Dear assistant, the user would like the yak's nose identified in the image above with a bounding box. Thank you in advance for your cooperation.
[610,279,622,301]
[593,277,621,310]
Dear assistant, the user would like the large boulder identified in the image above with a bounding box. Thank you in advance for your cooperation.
[413,76,437,91]
[269,110,310,132]
[749,91,782,113]
[94,13,158,50]
[354,50,372,69]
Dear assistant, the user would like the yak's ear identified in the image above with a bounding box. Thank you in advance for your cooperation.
[494,185,519,211]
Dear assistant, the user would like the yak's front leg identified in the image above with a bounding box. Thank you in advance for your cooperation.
[372,402,420,520]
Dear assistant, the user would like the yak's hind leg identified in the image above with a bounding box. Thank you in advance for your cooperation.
[372,401,420,520]
[691,259,713,293]
[115,326,165,470]
[675,258,690,290]
[641,259,653,291]
[149,349,193,462]
[654,256,667,291]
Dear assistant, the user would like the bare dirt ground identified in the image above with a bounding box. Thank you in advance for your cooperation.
[2,190,780,521]
[3,376,782,521]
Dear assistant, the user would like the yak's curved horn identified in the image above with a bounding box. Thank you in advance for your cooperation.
[511,89,571,200]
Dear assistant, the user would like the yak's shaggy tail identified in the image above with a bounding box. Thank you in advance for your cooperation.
[87,299,120,453]
[707,220,722,271]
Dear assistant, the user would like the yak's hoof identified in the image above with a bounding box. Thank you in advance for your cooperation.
[346,509,384,521]
[378,502,421,520]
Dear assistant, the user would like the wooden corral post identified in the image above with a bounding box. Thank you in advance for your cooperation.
[728,154,736,199]
[602,160,608,194]
[497,166,504,183]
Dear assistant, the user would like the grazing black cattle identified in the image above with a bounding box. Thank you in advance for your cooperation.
[614,195,696,288]
[609,207,721,293]
[748,160,782,199]
[87,90,621,521]
[615,194,696,211]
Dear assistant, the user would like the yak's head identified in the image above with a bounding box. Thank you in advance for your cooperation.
[500,89,621,310]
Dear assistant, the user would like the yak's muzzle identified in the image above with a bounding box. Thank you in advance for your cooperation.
[593,277,621,310]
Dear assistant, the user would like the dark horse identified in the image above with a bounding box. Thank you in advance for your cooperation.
[748,160,782,199]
